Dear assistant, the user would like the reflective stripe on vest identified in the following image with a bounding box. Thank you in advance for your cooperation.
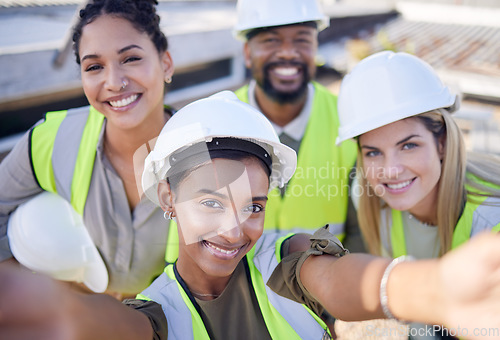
[451,195,500,249]
[165,221,179,264]
[235,83,356,239]
[137,264,210,340]
[247,232,330,339]
[140,232,329,339]
[390,195,500,257]
[30,106,104,215]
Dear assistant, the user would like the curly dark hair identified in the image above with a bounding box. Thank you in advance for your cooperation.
[72,0,168,64]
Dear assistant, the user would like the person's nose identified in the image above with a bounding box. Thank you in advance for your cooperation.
[104,65,127,91]
[382,153,404,180]
[216,211,246,243]
[217,224,243,243]
[275,39,299,60]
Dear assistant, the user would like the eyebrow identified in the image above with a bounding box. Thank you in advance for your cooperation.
[118,44,143,54]
[361,134,420,150]
[197,189,268,202]
[198,189,227,199]
[296,29,315,36]
[396,134,420,146]
[80,44,143,63]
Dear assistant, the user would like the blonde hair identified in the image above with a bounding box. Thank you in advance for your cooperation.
[357,109,500,256]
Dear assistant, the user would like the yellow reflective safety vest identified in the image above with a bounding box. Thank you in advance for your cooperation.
[390,192,500,258]
[235,82,357,237]
[30,106,104,215]
[139,232,331,339]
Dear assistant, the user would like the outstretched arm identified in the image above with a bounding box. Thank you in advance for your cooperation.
[0,264,153,340]
[300,231,500,336]
[300,252,389,321]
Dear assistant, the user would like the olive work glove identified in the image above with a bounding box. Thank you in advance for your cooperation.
[266,225,349,315]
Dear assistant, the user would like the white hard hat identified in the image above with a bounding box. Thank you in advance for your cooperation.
[142,90,297,206]
[233,0,330,41]
[336,51,458,145]
[8,192,108,293]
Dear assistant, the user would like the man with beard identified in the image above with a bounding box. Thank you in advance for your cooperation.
[233,0,362,252]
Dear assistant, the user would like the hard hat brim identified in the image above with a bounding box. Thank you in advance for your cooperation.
[233,17,330,42]
[336,93,457,145]
[7,192,109,293]
[83,251,109,293]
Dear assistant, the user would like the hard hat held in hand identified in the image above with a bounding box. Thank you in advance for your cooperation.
[8,192,108,293]
[142,90,297,206]
[336,51,458,145]
[233,0,329,41]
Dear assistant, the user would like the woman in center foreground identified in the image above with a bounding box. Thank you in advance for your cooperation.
[136,89,333,339]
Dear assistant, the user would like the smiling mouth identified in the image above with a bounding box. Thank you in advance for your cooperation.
[274,67,299,77]
[385,179,414,190]
[202,240,243,257]
[109,94,139,108]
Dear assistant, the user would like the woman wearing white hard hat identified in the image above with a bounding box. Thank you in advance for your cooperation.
[337,51,500,259]
[337,51,500,339]
[0,0,175,299]
[137,90,338,339]
[2,91,500,339]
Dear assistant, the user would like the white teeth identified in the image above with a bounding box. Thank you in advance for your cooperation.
[275,67,298,76]
[386,179,412,190]
[109,94,138,108]
[205,241,238,255]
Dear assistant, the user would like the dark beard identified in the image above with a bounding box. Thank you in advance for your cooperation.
[259,62,310,104]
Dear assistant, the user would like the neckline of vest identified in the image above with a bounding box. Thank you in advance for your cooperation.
[172,256,254,334]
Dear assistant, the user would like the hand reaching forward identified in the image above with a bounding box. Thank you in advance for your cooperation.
[0,263,72,340]
[436,231,500,339]
[0,262,153,340]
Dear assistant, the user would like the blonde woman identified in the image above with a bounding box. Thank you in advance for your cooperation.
[336,51,500,339]
[337,51,500,260]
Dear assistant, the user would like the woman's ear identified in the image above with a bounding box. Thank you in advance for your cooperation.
[161,51,175,84]
[243,42,252,69]
[157,180,174,212]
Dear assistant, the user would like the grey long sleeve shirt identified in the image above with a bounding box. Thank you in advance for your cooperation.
[0,121,168,295]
